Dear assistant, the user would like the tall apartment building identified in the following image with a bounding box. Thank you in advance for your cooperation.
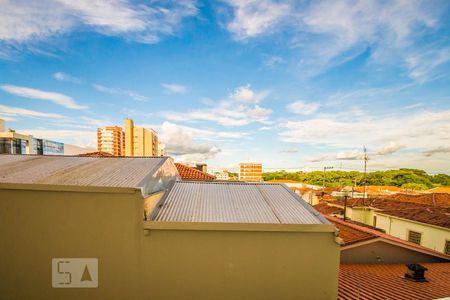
[124,118,160,156]
[97,126,124,156]
[157,142,166,156]
[239,163,263,181]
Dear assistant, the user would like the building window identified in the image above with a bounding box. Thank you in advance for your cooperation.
[408,230,422,245]
[373,216,377,227]
[445,240,450,255]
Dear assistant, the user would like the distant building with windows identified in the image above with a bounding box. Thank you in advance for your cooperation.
[97,119,162,157]
[97,126,125,156]
[33,138,64,155]
[239,163,262,181]
[124,118,159,156]
[0,118,64,155]
[213,170,230,181]
[157,142,166,156]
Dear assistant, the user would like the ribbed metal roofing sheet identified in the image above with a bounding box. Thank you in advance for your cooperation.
[0,154,169,189]
[153,181,328,224]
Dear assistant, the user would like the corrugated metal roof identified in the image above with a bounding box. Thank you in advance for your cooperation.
[153,181,329,224]
[0,154,170,189]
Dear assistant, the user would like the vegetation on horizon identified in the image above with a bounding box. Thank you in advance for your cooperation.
[263,168,450,190]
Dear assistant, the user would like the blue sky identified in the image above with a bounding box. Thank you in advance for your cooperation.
[1,0,450,173]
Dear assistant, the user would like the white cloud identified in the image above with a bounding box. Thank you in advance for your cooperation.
[159,121,221,161]
[19,128,97,148]
[230,85,269,104]
[376,142,405,155]
[149,121,248,141]
[281,148,298,153]
[258,126,272,131]
[92,84,148,102]
[287,101,320,115]
[163,85,272,126]
[0,84,86,109]
[161,83,187,94]
[423,146,450,157]
[405,47,450,83]
[0,104,64,119]
[223,0,445,77]
[264,55,285,67]
[306,149,364,162]
[53,72,83,84]
[0,0,197,50]
[224,0,291,40]
[280,109,450,159]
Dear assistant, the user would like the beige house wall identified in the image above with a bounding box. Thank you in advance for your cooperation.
[0,185,340,300]
[341,240,448,264]
[375,213,450,254]
[142,222,340,300]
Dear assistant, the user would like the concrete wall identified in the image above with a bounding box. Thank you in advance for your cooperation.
[0,185,144,300]
[0,185,340,300]
[341,240,448,264]
[142,224,340,300]
[375,213,450,254]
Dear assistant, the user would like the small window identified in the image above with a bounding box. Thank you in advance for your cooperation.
[373,216,377,227]
[445,240,450,255]
[408,230,422,245]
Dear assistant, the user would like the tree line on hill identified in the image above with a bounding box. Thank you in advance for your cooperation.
[262,168,450,190]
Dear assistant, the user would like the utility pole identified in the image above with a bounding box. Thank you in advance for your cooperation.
[363,146,369,203]
[322,166,333,202]
[343,194,348,221]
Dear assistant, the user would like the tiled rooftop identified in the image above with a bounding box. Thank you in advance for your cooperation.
[339,263,450,300]
[427,186,450,193]
[79,151,113,157]
[386,192,450,207]
[326,216,376,245]
[353,185,402,194]
[326,216,450,260]
[379,207,450,229]
[175,163,216,181]
[326,194,450,229]
[313,202,344,216]
[267,179,303,184]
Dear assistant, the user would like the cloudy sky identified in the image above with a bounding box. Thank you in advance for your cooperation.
[0,0,449,173]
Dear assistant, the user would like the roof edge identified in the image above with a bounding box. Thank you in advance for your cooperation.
[281,183,331,224]
[143,221,337,233]
[375,211,450,231]
[341,236,450,261]
[0,182,138,194]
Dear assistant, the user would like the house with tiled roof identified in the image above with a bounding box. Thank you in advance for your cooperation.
[316,194,450,255]
[353,185,403,195]
[426,186,450,194]
[175,163,216,181]
[79,151,114,157]
[338,263,450,300]
[327,216,449,264]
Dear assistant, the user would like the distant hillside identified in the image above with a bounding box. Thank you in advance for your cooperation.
[263,169,450,190]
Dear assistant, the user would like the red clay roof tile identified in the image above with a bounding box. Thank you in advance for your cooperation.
[326,216,450,259]
[339,263,450,300]
[175,163,215,181]
[78,151,114,157]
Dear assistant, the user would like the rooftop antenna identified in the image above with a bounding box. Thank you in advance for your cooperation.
[363,146,369,202]
[321,166,333,202]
